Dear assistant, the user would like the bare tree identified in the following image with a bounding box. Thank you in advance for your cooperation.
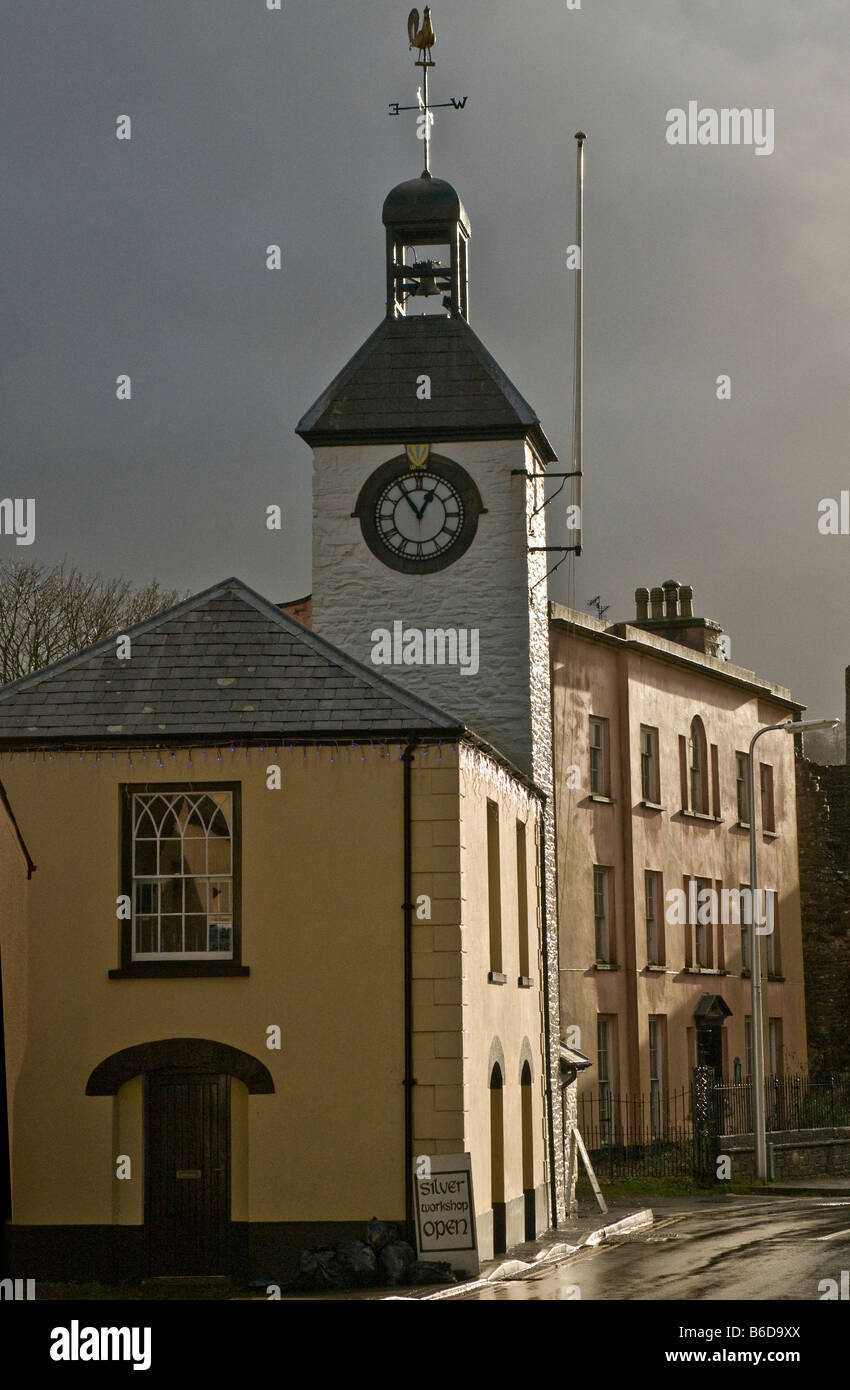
[0,560,182,685]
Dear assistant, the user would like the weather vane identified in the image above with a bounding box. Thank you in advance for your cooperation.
[388,8,468,176]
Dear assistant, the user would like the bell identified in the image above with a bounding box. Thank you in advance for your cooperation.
[407,258,447,297]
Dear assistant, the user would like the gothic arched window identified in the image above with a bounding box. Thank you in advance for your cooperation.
[689,717,709,814]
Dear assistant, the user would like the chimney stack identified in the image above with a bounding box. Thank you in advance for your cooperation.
[627,582,726,658]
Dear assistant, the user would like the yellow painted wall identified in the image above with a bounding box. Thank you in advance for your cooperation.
[1,745,407,1225]
[457,750,549,1238]
[0,793,31,1169]
[2,739,552,1250]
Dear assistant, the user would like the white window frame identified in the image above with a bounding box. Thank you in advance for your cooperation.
[131,789,234,961]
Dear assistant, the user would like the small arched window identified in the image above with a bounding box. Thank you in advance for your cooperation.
[689,717,709,814]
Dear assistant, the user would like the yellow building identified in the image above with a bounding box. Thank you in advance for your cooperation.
[551,584,808,1142]
[0,776,34,1245]
[0,579,556,1278]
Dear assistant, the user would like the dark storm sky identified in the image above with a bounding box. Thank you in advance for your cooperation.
[3,1,847,719]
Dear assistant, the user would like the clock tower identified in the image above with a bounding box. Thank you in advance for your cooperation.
[296,167,558,780]
[296,15,572,1226]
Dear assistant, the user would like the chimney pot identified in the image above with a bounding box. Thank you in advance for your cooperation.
[662,580,680,618]
[650,586,664,620]
[680,584,694,619]
[635,587,649,621]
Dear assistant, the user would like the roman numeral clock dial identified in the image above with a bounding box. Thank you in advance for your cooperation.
[355,452,484,575]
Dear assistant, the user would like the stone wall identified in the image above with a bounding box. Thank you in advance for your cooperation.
[795,758,850,1071]
[723,1128,850,1179]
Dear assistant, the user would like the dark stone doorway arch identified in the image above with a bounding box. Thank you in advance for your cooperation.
[86,1038,274,1095]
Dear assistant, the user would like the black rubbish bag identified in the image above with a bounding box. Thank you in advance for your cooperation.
[365,1217,400,1251]
[296,1246,347,1291]
[379,1240,416,1287]
[335,1240,378,1287]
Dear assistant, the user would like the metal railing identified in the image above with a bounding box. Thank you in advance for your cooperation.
[715,1071,850,1136]
[576,1072,850,1180]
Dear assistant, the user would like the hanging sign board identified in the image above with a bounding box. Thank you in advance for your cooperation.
[413,1152,479,1277]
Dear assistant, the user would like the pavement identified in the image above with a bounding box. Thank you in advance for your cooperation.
[402,1200,655,1301]
[767,1177,850,1194]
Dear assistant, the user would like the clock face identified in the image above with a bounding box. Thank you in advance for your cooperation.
[356,454,483,574]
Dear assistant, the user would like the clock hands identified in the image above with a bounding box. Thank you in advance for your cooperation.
[397,478,423,520]
[398,479,437,522]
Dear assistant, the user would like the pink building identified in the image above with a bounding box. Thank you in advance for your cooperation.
[551,582,807,1134]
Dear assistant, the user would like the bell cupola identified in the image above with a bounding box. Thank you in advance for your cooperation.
[383,173,470,320]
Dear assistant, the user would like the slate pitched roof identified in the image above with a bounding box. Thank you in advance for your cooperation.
[0,578,467,744]
[295,315,557,463]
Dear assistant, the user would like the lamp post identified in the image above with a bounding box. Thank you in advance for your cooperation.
[747,716,839,1180]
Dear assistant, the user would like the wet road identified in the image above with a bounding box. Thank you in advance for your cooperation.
[460,1197,850,1300]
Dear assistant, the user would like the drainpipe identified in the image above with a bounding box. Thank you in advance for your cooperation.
[402,741,419,1236]
[538,805,559,1229]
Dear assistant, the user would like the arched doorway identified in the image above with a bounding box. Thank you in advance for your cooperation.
[489,1062,506,1255]
[520,1059,535,1240]
[87,1038,273,1276]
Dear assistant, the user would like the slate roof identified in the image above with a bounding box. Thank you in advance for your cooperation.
[295,315,557,463]
[0,578,468,745]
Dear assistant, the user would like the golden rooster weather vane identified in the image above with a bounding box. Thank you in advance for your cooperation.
[408,7,436,62]
[388,8,467,178]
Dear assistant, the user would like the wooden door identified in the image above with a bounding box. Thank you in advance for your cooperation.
[146,1071,230,1275]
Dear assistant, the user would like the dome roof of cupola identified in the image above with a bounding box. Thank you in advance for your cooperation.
[382,172,470,233]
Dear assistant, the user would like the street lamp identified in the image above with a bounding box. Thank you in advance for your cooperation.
[747,716,839,1180]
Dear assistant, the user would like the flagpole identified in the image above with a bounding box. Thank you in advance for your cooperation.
[572,132,585,557]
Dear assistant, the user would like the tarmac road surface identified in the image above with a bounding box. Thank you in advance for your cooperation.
[459,1196,850,1300]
